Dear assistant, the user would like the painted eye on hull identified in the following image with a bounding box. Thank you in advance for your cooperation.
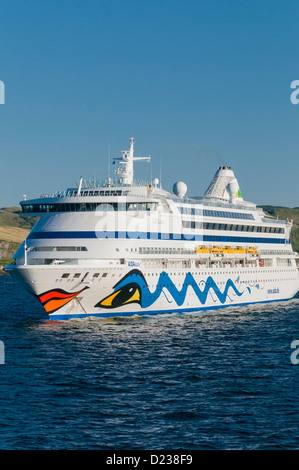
[94,268,245,311]
[95,283,141,309]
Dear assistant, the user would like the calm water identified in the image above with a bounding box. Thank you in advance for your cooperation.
[0,274,299,450]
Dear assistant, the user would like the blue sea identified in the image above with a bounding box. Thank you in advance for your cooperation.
[0,274,299,450]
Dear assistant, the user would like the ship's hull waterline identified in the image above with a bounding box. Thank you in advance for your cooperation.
[6,262,299,320]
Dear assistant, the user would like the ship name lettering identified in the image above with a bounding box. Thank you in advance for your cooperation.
[128,261,140,267]
[267,288,279,294]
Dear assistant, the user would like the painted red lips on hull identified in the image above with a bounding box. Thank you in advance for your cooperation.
[35,287,89,313]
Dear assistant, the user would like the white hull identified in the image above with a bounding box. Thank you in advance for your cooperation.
[7,261,299,320]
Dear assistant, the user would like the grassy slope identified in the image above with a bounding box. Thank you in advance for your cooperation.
[0,207,38,266]
[0,206,38,229]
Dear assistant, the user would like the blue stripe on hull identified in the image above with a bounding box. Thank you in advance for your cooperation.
[28,230,290,245]
[46,297,293,321]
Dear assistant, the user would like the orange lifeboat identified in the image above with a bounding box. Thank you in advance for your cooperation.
[195,246,209,254]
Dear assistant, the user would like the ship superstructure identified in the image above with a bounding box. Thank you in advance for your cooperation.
[5,138,299,319]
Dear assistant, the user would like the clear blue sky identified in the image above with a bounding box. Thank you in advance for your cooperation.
[1,0,299,208]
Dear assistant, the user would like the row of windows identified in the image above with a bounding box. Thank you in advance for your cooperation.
[59,268,296,282]
[64,189,125,197]
[61,272,108,279]
[80,190,124,197]
[179,207,254,220]
[31,246,88,252]
[27,230,290,244]
[203,209,254,220]
[204,235,287,244]
[182,221,285,234]
[22,202,157,213]
[139,247,194,254]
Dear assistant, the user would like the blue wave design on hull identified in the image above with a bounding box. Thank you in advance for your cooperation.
[98,269,244,309]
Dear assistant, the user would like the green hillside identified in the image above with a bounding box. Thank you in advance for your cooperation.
[261,205,299,252]
[0,206,38,230]
[0,207,38,268]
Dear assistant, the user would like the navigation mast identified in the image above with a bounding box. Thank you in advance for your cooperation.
[114,137,150,185]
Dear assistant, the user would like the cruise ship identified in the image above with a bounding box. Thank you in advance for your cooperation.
[5,138,299,320]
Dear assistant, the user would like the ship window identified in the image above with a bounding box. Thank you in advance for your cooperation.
[201,222,285,235]
[97,203,116,211]
[73,273,81,278]
[201,209,255,220]
[93,273,100,278]
[22,201,158,213]
[127,203,138,210]
[61,273,69,278]
[102,272,108,277]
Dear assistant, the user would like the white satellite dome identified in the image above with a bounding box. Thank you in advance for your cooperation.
[173,181,187,198]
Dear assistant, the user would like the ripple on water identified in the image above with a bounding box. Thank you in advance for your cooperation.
[0,276,299,449]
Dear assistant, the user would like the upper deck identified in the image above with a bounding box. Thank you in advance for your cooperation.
[19,137,290,234]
